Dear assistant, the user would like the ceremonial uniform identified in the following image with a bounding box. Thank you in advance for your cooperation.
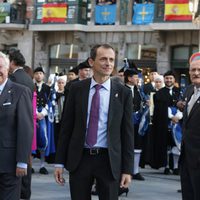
[35,82,50,151]
[126,84,143,149]
[152,86,180,169]
[124,68,145,180]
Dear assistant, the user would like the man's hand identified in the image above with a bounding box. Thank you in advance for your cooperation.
[120,173,132,188]
[54,167,65,186]
[37,113,45,120]
[16,167,27,177]
[171,116,179,124]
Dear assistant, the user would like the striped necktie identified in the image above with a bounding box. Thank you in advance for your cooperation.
[86,84,102,147]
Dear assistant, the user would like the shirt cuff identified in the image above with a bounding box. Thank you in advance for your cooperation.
[17,162,27,169]
[54,164,64,168]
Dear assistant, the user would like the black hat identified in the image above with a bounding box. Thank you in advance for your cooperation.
[77,58,91,70]
[34,66,45,73]
[118,67,125,73]
[124,68,139,77]
[69,66,78,75]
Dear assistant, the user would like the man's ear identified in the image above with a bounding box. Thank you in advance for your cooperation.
[88,58,94,67]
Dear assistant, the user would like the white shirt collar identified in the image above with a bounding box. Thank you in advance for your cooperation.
[0,78,8,92]
[90,77,110,91]
[12,67,23,74]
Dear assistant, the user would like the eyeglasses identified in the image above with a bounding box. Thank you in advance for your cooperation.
[190,68,200,73]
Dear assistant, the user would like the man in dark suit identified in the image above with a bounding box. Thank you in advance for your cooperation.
[180,52,200,200]
[8,50,34,200]
[9,51,34,93]
[143,69,158,95]
[0,52,33,200]
[54,44,134,200]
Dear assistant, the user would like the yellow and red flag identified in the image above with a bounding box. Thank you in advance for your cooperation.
[164,0,192,21]
[42,3,67,23]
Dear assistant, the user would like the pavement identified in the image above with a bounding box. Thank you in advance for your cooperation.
[31,159,182,200]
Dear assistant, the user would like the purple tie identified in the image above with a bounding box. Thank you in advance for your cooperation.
[86,84,101,147]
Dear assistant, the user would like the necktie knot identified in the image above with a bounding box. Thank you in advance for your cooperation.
[95,84,102,91]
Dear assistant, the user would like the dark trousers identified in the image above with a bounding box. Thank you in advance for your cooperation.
[69,151,119,200]
[180,158,200,200]
[0,173,21,200]
[21,164,32,199]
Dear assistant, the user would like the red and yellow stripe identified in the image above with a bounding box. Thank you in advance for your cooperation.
[165,0,192,21]
[42,3,67,23]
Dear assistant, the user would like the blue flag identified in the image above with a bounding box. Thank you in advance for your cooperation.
[132,3,154,25]
[95,4,116,25]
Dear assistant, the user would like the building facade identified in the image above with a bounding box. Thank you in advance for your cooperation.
[0,0,199,83]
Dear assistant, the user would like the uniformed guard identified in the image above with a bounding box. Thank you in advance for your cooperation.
[124,68,145,181]
[34,66,50,174]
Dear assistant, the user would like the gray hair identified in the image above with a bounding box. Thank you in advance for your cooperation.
[0,51,10,69]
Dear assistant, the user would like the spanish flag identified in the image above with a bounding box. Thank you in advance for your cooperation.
[42,3,67,23]
[164,0,192,21]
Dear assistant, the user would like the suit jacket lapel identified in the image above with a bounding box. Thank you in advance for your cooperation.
[0,79,13,106]
[185,87,200,121]
[187,96,200,119]
[107,80,118,129]
[81,79,91,127]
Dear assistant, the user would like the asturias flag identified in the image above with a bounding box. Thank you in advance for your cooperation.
[42,3,67,23]
[132,3,155,25]
[95,4,116,25]
[165,0,192,21]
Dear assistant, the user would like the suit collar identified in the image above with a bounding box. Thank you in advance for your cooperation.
[185,86,200,120]
[0,79,13,106]
[82,78,92,126]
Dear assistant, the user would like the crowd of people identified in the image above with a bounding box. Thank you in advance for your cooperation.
[0,44,200,200]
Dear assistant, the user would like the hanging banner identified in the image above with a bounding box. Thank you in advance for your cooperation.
[165,0,192,21]
[133,3,155,25]
[95,4,116,25]
[42,3,67,23]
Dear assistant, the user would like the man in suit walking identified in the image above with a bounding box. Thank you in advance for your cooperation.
[8,50,34,200]
[0,51,33,200]
[180,52,200,200]
[54,44,134,200]
[9,50,34,93]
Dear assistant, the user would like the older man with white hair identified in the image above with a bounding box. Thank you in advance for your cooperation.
[0,52,33,200]
[180,52,200,200]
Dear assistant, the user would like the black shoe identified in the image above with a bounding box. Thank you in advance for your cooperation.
[39,167,49,175]
[91,190,98,195]
[132,173,145,181]
[31,168,35,174]
[177,189,182,193]
[118,187,129,196]
[91,188,98,196]
[173,168,179,175]
[164,168,171,175]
